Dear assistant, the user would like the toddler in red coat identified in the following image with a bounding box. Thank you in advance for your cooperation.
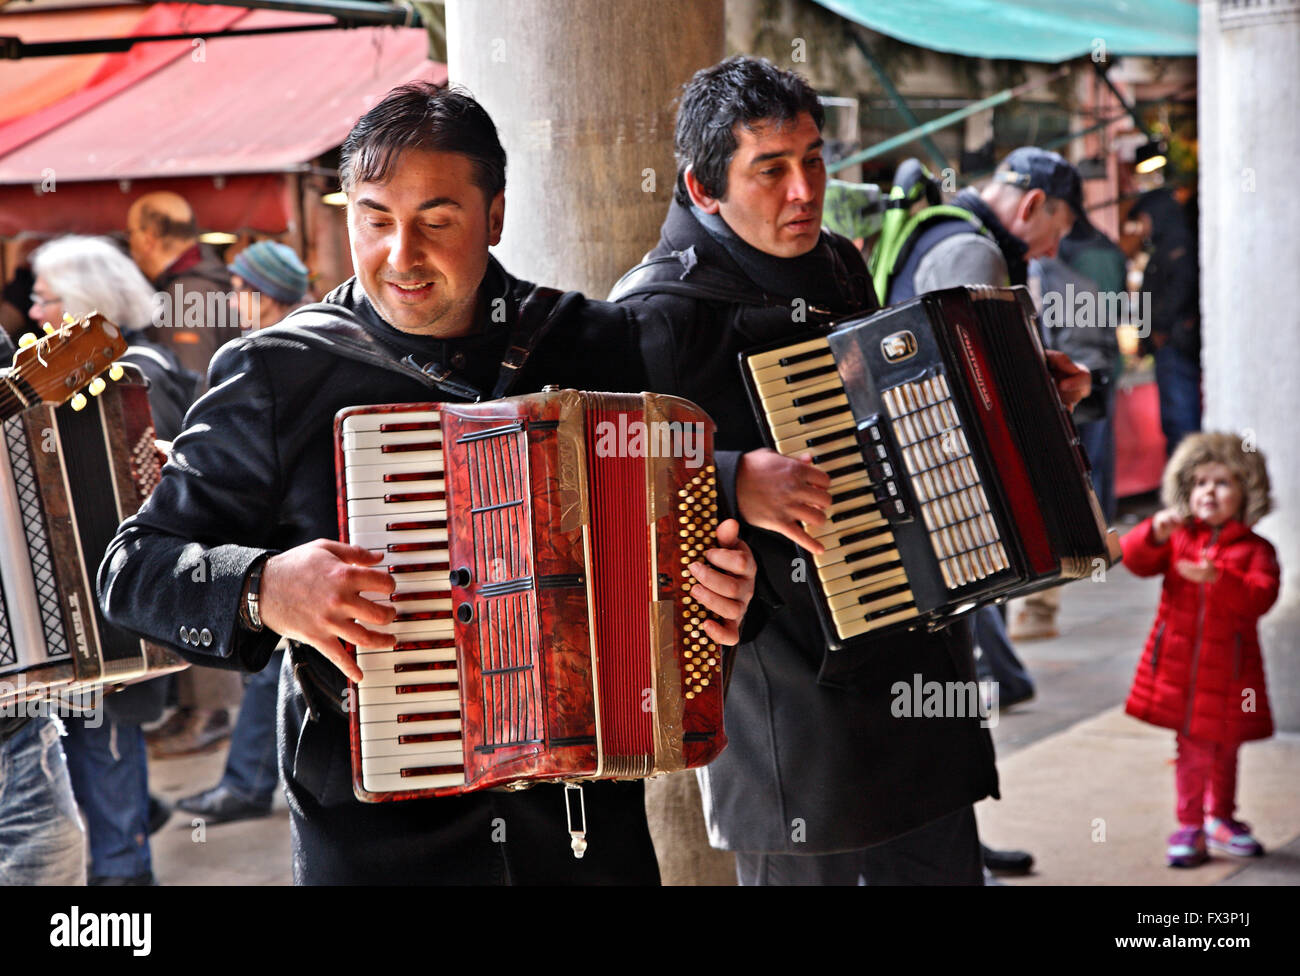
[1122,432,1279,867]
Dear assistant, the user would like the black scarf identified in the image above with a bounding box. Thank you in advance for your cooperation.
[660,199,869,316]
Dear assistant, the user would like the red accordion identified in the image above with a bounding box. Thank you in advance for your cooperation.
[335,389,726,802]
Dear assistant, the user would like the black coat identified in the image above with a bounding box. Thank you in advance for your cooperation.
[613,201,999,853]
[98,262,662,883]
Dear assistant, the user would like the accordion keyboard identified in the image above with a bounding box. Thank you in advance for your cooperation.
[341,410,466,794]
[746,338,920,639]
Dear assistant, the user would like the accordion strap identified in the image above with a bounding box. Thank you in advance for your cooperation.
[491,284,565,399]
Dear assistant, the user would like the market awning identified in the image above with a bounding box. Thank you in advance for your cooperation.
[0,6,442,236]
[813,0,1198,63]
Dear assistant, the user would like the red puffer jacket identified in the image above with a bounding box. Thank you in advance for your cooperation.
[1123,517,1279,744]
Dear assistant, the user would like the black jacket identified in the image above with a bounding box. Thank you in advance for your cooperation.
[98,262,663,883]
[612,201,999,853]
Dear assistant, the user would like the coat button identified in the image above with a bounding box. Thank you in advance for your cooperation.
[451,352,467,369]
[179,626,190,644]
[199,628,213,647]
[188,627,200,645]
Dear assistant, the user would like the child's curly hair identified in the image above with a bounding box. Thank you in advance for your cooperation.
[1161,432,1273,527]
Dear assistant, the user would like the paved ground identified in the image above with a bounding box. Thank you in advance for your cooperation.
[144,505,1300,885]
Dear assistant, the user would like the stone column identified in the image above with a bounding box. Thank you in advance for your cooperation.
[445,0,734,884]
[445,0,723,297]
[1199,0,1300,729]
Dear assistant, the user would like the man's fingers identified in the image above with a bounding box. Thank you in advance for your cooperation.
[701,545,753,577]
[773,520,825,555]
[308,638,365,684]
[795,453,832,489]
[688,560,747,601]
[319,540,386,565]
[702,617,740,647]
[715,517,741,548]
[691,582,745,625]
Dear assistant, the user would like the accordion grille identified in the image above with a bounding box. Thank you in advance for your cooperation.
[1,415,68,668]
[586,405,653,762]
[880,373,1010,590]
[464,428,542,752]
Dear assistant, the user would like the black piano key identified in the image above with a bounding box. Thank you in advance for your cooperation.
[838,525,892,547]
[856,579,909,602]
[811,445,861,466]
[790,388,842,409]
[850,560,904,583]
[786,363,838,385]
[843,543,897,565]
[778,348,832,368]
[830,485,873,506]
[804,426,854,448]
[381,441,442,454]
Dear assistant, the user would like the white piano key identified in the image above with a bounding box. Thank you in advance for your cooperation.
[359,680,460,707]
[746,337,831,371]
[348,496,449,518]
[342,410,441,432]
[346,478,446,499]
[360,716,462,741]
[362,747,463,774]
[359,694,460,725]
[346,456,445,483]
[369,618,456,638]
[361,735,463,760]
[357,646,457,672]
[344,428,443,453]
[362,769,465,793]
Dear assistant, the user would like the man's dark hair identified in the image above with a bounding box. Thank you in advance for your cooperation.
[137,206,197,242]
[673,56,824,207]
[339,82,506,201]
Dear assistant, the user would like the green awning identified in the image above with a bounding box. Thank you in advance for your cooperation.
[814,0,1198,63]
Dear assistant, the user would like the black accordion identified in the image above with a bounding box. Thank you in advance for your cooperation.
[741,285,1121,650]
[0,367,184,706]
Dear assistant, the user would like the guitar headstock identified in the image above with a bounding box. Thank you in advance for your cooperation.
[8,311,128,411]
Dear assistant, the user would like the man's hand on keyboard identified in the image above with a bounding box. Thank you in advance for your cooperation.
[259,539,395,683]
[736,448,832,554]
[687,518,757,646]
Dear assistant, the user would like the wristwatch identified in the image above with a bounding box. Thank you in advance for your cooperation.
[240,554,270,632]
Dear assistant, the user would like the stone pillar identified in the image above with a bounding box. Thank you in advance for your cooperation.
[445,0,735,884]
[1199,0,1300,729]
[445,0,723,298]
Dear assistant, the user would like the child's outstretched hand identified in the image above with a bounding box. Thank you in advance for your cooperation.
[1176,558,1220,584]
[1151,507,1185,545]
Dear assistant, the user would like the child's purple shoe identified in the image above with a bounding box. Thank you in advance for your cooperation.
[1205,817,1265,857]
[1166,826,1208,867]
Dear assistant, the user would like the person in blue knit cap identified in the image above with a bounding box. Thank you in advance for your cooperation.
[180,242,308,824]
[227,240,310,332]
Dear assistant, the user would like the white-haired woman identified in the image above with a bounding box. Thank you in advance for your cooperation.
[30,235,196,441]
[28,235,202,885]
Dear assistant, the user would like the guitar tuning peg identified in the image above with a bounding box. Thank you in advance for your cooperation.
[42,322,56,335]
[108,363,125,382]
[70,393,88,412]
[88,377,106,397]
[17,333,37,348]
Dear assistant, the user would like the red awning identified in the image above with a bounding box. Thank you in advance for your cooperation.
[0,6,442,236]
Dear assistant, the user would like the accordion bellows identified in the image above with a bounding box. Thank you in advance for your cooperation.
[335,388,726,801]
[0,368,183,705]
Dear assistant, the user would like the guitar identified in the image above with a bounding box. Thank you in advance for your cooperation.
[1,312,128,422]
